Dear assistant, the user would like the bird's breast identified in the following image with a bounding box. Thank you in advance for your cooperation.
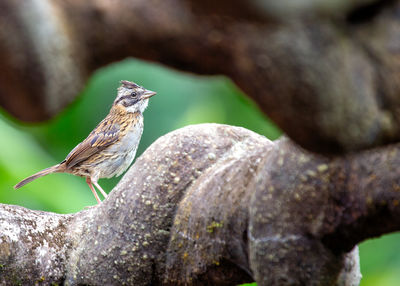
[110,115,143,151]
[99,115,144,178]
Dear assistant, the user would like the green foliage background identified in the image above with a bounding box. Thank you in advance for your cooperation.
[1,59,399,285]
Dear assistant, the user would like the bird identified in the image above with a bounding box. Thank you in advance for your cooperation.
[14,80,156,204]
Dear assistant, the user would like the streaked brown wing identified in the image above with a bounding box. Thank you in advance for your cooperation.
[65,121,120,168]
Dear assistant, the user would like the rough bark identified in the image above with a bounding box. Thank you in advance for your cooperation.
[0,0,399,153]
[3,123,400,285]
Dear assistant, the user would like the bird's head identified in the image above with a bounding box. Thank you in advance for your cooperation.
[114,80,156,113]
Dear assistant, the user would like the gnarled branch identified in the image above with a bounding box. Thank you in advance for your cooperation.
[2,124,399,285]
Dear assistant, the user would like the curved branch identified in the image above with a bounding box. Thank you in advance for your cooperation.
[1,124,399,285]
[0,0,399,153]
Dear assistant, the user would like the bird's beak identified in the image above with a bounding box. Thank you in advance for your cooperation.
[142,89,157,99]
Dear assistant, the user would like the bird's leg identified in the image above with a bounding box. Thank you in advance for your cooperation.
[86,177,101,204]
[93,179,108,199]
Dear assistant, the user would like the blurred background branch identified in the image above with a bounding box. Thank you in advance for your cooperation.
[1,0,399,152]
[0,0,399,285]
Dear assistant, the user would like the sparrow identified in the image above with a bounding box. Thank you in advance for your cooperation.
[14,80,156,204]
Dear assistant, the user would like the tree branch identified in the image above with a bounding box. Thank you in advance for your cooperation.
[0,0,399,152]
[2,124,399,285]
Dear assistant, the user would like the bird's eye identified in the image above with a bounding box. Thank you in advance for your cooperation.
[130,92,137,97]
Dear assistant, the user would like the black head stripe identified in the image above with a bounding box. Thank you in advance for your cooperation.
[114,95,130,105]
[120,80,140,89]
[115,95,140,107]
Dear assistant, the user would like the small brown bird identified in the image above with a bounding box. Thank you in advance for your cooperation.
[14,80,156,204]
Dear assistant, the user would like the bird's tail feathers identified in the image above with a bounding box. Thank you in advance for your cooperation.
[14,164,64,189]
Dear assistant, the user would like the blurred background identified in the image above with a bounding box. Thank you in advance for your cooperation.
[1,58,399,285]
